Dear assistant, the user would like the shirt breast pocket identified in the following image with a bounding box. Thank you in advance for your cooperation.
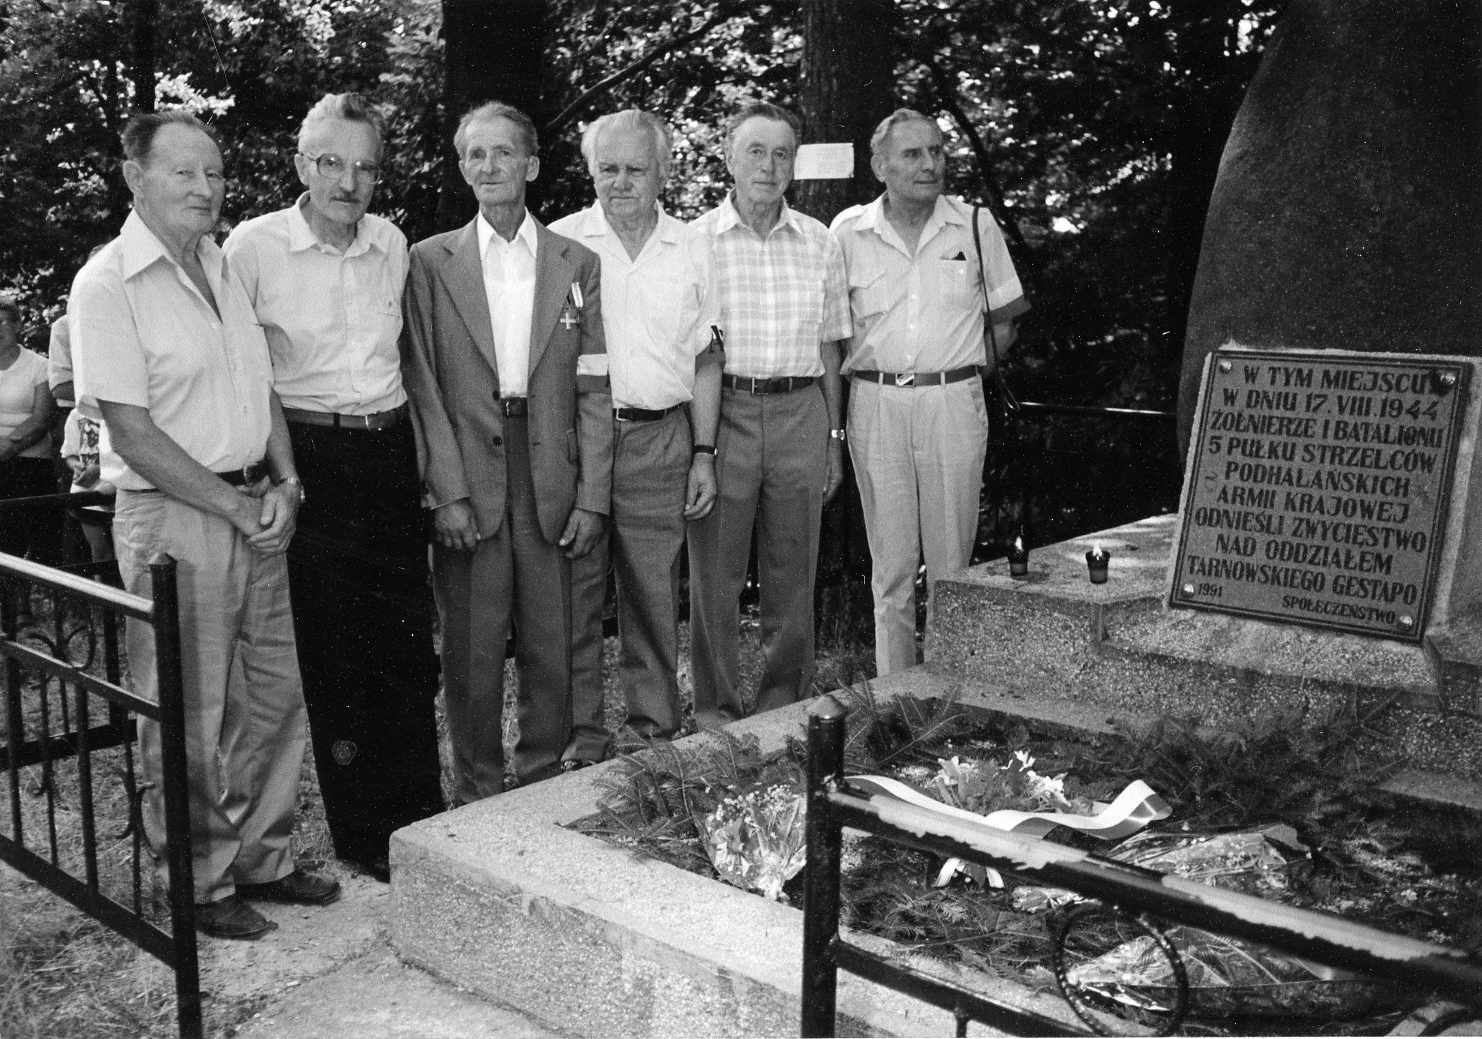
[943,259,981,311]
[648,277,702,349]
[366,296,402,341]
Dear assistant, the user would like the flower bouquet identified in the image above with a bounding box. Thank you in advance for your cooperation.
[698,783,808,901]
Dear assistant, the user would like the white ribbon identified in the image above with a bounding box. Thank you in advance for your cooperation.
[846,775,1171,888]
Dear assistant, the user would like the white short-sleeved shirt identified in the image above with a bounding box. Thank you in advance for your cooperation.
[47,317,74,401]
[0,348,51,459]
[549,203,719,410]
[830,194,1028,375]
[223,196,408,415]
[691,195,851,379]
[70,210,275,490]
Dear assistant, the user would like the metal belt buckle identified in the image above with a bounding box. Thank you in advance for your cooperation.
[895,372,915,388]
[243,461,265,484]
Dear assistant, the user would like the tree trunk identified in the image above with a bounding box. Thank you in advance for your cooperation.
[1179,0,1482,451]
[436,0,549,230]
[1162,1,1257,385]
[794,0,897,224]
[129,0,157,113]
[795,0,900,655]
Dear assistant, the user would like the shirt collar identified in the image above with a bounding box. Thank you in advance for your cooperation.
[854,193,961,247]
[119,209,225,284]
[714,193,802,238]
[287,194,382,258]
[476,208,538,259]
[573,202,676,244]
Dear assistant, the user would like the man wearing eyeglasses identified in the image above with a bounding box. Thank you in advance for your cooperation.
[224,92,444,884]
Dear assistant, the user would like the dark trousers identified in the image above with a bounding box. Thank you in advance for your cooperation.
[432,413,573,803]
[0,457,61,560]
[285,419,445,865]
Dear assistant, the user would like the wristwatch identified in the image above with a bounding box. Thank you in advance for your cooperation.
[829,428,847,444]
[277,475,307,505]
[693,444,717,457]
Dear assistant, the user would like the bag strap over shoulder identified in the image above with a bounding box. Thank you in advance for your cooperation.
[973,204,1020,415]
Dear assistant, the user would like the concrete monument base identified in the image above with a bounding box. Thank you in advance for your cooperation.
[389,675,1081,1038]
[931,514,1482,792]
[390,513,1481,1036]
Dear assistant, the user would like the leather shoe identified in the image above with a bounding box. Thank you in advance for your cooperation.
[195,895,272,939]
[238,868,341,906]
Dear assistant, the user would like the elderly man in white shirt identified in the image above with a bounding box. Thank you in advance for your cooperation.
[550,109,722,759]
[223,93,443,883]
[70,110,337,940]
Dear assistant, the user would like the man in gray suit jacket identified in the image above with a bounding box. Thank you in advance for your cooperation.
[402,101,612,803]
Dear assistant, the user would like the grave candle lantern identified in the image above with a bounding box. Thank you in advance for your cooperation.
[1086,543,1111,584]
[1007,534,1029,578]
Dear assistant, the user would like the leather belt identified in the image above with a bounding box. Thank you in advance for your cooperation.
[132,459,267,493]
[721,374,817,394]
[614,404,683,422]
[851,366,980,388]
[497,397,528,417]
[220,460,270,486]
[283,404,407,430]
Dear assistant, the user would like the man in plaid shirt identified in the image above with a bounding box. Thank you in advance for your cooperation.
[688,101,851,728]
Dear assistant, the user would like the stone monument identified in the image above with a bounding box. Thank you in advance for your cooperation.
[928,0,1482,793]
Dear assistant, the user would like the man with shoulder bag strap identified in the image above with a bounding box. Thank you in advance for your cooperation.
[830,108,1029,675]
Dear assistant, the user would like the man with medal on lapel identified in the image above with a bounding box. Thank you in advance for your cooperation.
[402,101,612,803]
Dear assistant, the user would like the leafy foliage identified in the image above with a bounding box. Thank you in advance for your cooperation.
[579,692,1482,1006]
[1090,706,1403,836]
[0,0,444,329]
[0,0,1304,571]
[828,683,978,774]
[573,730,801,874]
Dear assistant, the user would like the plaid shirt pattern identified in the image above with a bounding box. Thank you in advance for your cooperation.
[692,196,851,378]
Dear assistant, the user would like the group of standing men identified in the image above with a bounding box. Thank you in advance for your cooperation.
[64,92,1024,940]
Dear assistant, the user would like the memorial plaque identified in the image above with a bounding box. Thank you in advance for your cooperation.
[1171,349,1470,641]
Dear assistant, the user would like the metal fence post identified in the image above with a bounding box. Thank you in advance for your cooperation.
[801,694,847,1038]
[149,555,202,1039]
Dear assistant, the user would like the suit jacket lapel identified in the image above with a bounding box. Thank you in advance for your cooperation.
[529,222,578,378]
[440,221,500,377]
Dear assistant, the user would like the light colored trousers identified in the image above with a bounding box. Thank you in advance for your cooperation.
[848,377,989,675]
[113,489,305,904]
[569,409,690,750]
[688,383,827,727]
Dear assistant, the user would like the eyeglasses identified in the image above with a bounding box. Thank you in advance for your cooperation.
[300,153,382,184]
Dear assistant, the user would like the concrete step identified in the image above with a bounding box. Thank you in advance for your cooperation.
[234,943,567,1039]
[182,867,566,1038]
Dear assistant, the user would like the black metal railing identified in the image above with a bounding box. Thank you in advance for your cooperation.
[0,530,202,1039]
[985,396,1181,558]
[800,695,1482,1037]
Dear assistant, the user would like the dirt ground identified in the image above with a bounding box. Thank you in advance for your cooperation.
[2,614,859,1038]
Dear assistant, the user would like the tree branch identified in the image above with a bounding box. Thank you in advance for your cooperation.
[920,54,1037,279]
[545,7,735,134]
